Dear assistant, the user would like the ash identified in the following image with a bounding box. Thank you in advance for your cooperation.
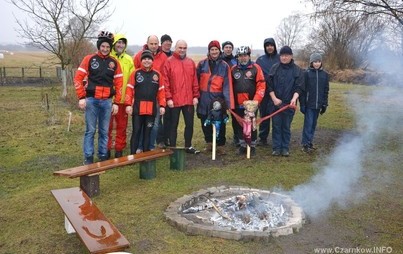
[182,192,289,231]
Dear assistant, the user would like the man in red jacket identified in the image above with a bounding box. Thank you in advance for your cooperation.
[163,40,200,154]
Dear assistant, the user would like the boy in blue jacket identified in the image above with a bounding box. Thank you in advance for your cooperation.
[299,52,329,152]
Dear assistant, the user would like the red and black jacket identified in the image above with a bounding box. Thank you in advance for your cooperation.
[74,52,123,102]
[125,67,166,116]
[231,61,266,108]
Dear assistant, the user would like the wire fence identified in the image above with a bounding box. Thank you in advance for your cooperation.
[0,66,61,85]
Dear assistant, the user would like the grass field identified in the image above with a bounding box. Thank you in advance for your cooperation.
[0,81,401,254]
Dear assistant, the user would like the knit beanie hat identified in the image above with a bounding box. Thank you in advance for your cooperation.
[208,40,221,52]
[160,34,172,44]
[221,41,234,50]
[279,45,293,55]
[97,31,114,50]
[310,52,322,63]
[141,50,154,61]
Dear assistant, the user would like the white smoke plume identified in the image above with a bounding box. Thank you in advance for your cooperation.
[288,85,403,217]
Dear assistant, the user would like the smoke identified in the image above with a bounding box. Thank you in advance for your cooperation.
[287,84,403,217]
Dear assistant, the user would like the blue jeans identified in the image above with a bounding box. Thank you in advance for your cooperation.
[271,108,295,152]
[301,108,320,146]
[83,97,112,160]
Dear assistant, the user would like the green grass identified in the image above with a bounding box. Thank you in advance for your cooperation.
[0,83,401,254]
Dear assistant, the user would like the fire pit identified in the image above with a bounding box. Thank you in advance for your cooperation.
[164,186,305,241]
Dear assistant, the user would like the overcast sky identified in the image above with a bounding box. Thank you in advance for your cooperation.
[1,0,312,49]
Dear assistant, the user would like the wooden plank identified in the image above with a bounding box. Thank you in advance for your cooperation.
[51,187,130,254]
[54,149,173,178]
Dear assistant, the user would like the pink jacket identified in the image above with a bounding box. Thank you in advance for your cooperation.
[163,52,199,107]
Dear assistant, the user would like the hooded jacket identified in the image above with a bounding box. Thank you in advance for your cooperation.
[300,63,329,109]
[163,52,200,107]
[256,38,280,87]
[110,33,135,104]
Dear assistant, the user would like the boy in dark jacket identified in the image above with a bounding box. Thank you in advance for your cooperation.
[299,52,329,152]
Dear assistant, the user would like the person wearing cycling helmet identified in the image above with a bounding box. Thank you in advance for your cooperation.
[73,31,123,164]
[230,46,266,156]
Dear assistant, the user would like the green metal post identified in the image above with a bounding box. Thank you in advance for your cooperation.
[170,148,186,171]
[139,160,156,179]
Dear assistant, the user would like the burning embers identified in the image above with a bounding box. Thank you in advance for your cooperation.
[165,186,305,240]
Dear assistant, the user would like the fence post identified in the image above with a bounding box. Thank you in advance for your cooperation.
[22,67,25,78]
[39,67,42,78]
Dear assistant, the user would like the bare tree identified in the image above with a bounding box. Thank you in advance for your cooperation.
[11,0,112,97]
[305,12,384,69]
[308,0,403,25]
[275,14,307,49]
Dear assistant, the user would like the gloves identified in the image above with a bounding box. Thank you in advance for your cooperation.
[300,106,306,115]
[204,119,211,126]
[223,116,229,124]
[320,105,327,115]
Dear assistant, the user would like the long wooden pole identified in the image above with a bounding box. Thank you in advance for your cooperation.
[212,124,216,160]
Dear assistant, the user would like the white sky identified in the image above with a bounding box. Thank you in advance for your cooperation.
[1,0,312,49]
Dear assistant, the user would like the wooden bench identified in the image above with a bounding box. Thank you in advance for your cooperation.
[51,187,130,254]
[54,149,174,197]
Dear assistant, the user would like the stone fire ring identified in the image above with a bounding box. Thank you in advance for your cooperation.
[164,186,305,241]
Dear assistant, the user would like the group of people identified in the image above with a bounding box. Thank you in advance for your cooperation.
[73,31,329,164]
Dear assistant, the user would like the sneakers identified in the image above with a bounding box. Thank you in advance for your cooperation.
[302,145,310,153]
[281,150,290,157]
[302,144,315,153]
[186,147,200,154]
[115,150,123,158]
[83,156,94,165]
[157,142,167,149]
[272,150,281,156]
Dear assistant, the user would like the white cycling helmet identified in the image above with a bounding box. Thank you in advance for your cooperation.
[236,46,251,56]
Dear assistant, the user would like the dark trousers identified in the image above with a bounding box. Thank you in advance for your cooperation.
[157,107,171,146]
[198,114,226,146]
[271,108,295,152]
[301,108,320,146]
[130,114,155,154]
[169,105,194,148]
[258,96,274,141]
